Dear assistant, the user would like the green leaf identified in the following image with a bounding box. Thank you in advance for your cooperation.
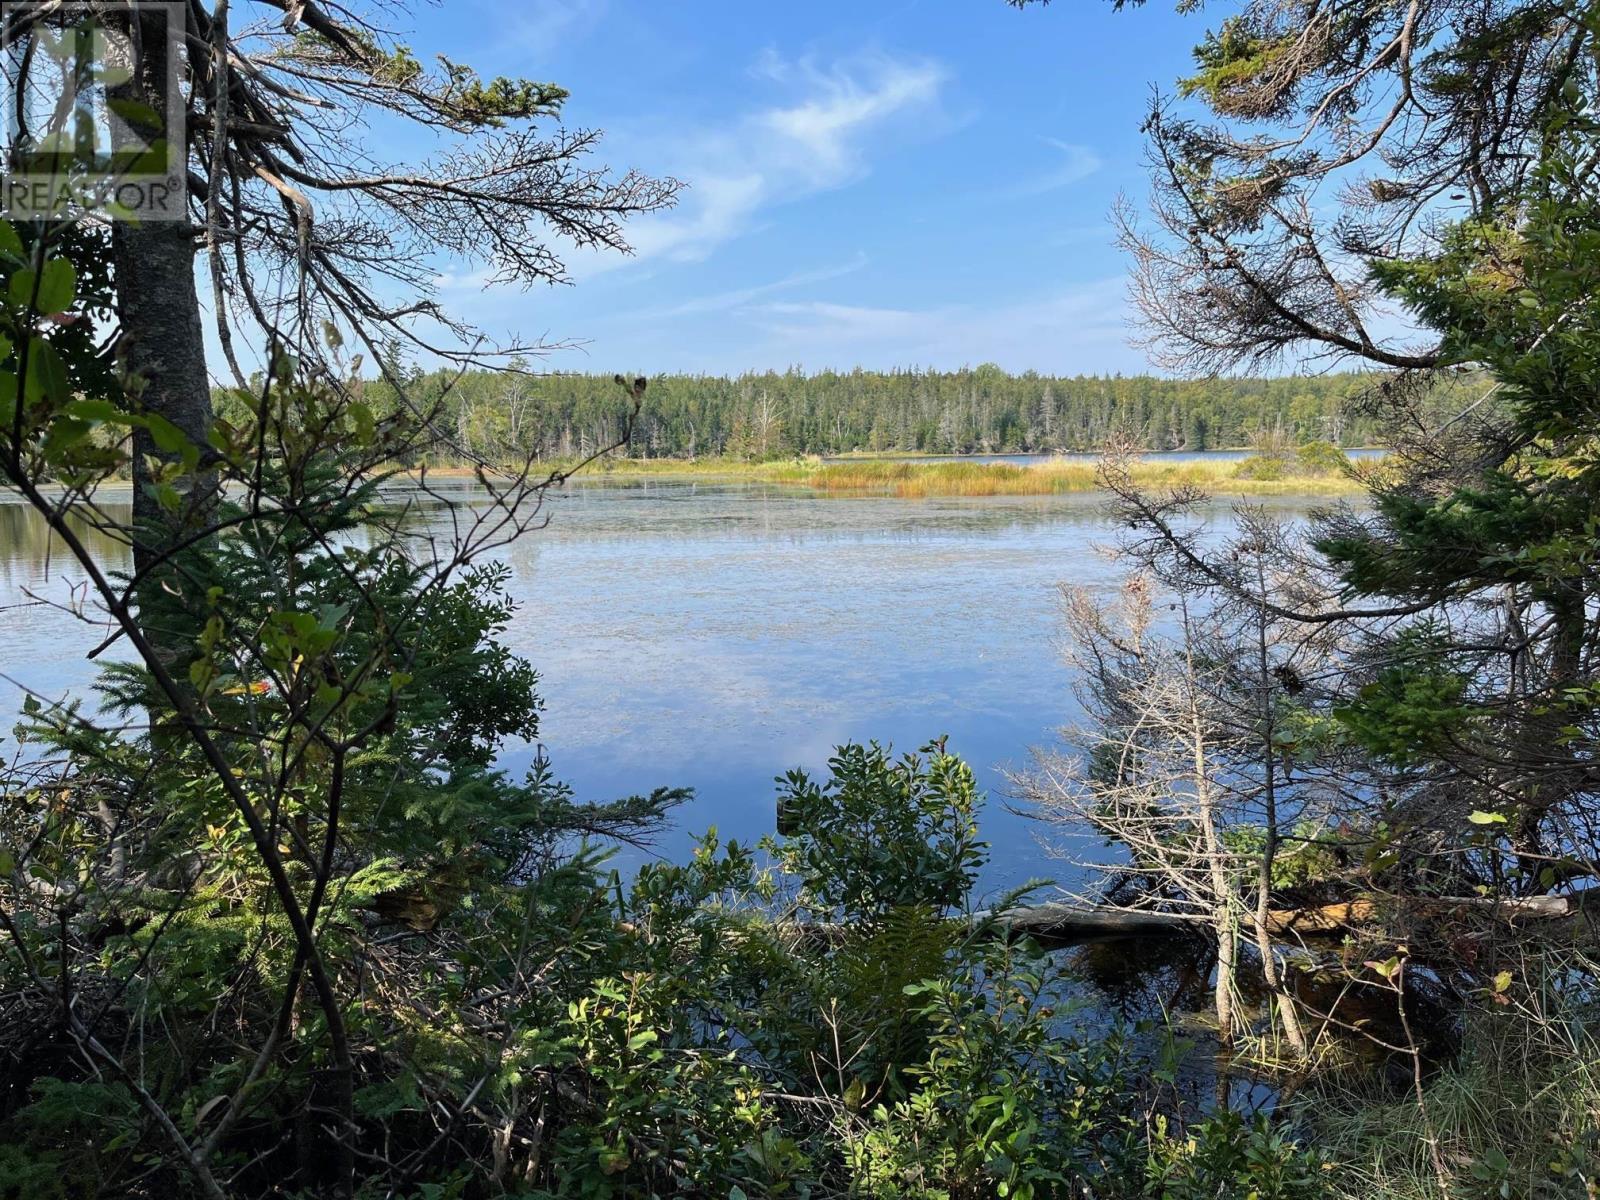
[8,268,38,308]
[65,398,132,426]
[35,258,76,315]
[1468,810,1508,825]
[145,414,190,453]
[24,339,69,406]
[145,413,202,469]
[7,258,75,314]
[105,97,160,129]
[350,400,375,444]
[41,416,92,454]
[0,221,22,259]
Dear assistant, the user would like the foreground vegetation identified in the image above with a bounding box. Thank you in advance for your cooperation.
[3,0,1599,1196]
[0,318,1332,1195]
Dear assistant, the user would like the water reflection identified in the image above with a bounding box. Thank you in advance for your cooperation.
[0,496,133,714]
[0,494,132,588]
[0,481,1334,892]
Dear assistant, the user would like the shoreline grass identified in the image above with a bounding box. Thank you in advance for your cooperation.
[411,453,1369,496]
[797,457,1366,497]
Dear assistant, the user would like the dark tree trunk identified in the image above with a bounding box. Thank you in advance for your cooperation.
[112,219,212,559]
[108,10,213,619]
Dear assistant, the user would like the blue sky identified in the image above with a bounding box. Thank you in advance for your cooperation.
[410,0,1208,376]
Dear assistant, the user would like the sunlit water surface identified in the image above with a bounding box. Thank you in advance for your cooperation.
[0,476,1339,899]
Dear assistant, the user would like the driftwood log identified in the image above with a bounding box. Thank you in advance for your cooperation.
[978,891,1596,946]
[977,902,1199,944]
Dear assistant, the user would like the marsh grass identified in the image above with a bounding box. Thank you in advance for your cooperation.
[801,457,1367,497]
[575,455,817,480]
[415,453,1369,494]
[1298,955,1600,1199]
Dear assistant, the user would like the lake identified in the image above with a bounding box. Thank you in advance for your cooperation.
[0,471,1337,897]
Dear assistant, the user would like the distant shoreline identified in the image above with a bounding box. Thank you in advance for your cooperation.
[8,450,1375,502]
[400,451,1374,497]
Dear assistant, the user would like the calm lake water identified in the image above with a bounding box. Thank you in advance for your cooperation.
[0,472,1336,895]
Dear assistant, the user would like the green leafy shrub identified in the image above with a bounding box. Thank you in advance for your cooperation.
[1296,440,1351,476]
[773,738,987,920]
[1144,1111,1330,1200]
[1233,454,1288,481]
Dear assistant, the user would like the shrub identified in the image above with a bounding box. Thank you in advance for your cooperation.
[1296,440,1351,475]
[1144,1111,1331,1200]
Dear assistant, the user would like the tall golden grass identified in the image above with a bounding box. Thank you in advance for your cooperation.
[422,454,1368,496]
[799,457,1366,497]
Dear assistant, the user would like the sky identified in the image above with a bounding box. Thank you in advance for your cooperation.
[398,0,1210,377]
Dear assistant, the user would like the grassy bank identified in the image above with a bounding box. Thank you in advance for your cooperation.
[799,457,1367,497]
[458,453,1370,496]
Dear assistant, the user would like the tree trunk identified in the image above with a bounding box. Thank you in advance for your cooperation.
[108,9,213,639]
[1192,707,1237,1052]
[113,217,212,559]
[1251,581,1308,1056]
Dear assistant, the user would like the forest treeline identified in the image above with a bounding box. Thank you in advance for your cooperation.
[4,0,1598,1197]
[350,365,1407,461]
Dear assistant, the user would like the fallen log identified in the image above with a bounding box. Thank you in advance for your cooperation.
[786,891,1595,950]
[978,901,1198,944]
[1265,892,1593,935]
[982,891,1597,944]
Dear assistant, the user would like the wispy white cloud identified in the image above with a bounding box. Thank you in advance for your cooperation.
[431,265,498,292]
[626,254,871,320]
[995,138,1103,199]
[730,276,1137,371]
[604,51,950,270]
[495,0,609,56]
[754,57,948,180]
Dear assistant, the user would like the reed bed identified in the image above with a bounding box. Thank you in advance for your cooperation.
[418,454,1367,495]
[800,457,1366,497]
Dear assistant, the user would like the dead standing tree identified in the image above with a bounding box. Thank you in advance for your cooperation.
[1017,444,1383,1059]
[1039,5,1600,854]
[1020,574,1253,1054]
[1097,0,1600,873]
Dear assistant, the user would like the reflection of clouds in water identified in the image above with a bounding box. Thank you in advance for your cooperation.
[532,642,839,750]
[775,719,866,776]
[513,530,1085,756]
[1,481,1325,883]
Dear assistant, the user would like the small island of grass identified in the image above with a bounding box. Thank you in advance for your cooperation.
[510,441,1374,497]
